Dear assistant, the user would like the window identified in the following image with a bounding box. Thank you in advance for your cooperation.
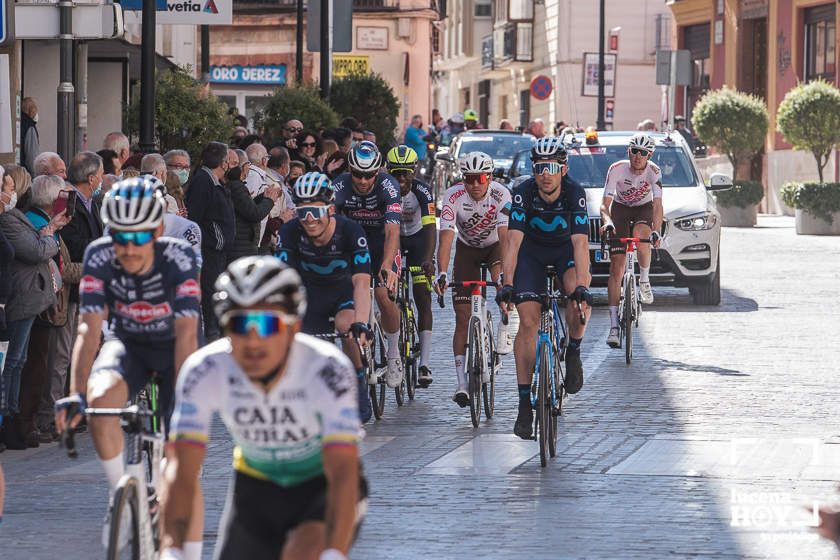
[804,5,836,81]
[475,0,491,17]
[508,0,532,21]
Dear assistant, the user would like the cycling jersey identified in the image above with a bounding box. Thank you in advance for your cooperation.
[400,179,436,237]
[509,177,589,246]
[163,214,203,269]
[333,171,401,236]
[169,334,360,488]
[439,181,511,248]
[603,160,663,206]
[79,237,201,344]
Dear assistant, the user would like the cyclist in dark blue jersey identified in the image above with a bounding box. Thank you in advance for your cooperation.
[497,137,593,440]
[277,172,374,422]
[54,177,204,557]
[332,141,404,389]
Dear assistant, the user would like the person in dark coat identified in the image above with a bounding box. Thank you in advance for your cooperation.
[226,149,281,263]
[20,98,40,176]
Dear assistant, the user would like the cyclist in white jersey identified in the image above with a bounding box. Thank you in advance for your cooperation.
[161,256,365,560]
[600,133,663,347]
[434,152,511,406]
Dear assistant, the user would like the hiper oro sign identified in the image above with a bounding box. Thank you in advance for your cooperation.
[121,0,232,25]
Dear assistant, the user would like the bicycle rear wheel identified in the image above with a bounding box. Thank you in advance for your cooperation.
[548,348,561,458]
[405,311,419,401]
[467,318,482,427]
[370,320,387,420]
[483,310,495,419]
[624,277,633,365]
[537,339,551,467]
[107,477,141,560]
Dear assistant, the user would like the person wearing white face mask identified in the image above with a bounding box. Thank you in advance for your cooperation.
[20,98,40,176]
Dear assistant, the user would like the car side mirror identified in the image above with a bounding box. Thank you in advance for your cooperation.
[707,172,733,191]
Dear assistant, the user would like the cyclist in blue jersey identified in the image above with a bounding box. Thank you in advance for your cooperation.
[497,137,593,440]
[276,172,374,421]
[54,176,204,557]
[385,145,437,387]
[161,257,365,560]
[332,141,404,389]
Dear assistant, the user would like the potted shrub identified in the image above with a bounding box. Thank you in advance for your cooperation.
[781,182,840,235]
[712,180,764,226]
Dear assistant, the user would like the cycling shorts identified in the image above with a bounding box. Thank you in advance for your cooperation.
[452,240,501,306]
[512,241,575,304]
[401,231,430,287]
[301,281,355,335]
[369,234,398,288]
[608,201,654,255]
[88,339,176,432]
[214,471,368,560]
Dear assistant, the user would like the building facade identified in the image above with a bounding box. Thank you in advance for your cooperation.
[209,0,439,134]
[669,0,839,211]
[433,0,671,131]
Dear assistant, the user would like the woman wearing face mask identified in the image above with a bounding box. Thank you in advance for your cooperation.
[0,167,70,450]
[226,149,281,263]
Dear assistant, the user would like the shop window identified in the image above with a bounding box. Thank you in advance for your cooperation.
[475,0,491,18]
[804,5,836,81]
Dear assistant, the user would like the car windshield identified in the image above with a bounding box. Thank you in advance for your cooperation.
[457,135,534,161]
[513,144,699,187]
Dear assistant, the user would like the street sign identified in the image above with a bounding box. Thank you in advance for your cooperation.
[581,52,616,97]
[209,65,287,85]
[530,74,552,100]
[15,2,123,39]
[307,0,352,53]
[655,50,691,86]
[332,54,368,78]
[122,0,232,25]
[0,0,9,45]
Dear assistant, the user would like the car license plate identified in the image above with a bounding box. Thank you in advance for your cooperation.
[595,249,610,263]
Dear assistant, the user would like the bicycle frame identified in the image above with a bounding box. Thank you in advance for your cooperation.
[532,268,567,412]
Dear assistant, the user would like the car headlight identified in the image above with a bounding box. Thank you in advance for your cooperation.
[674,212,717,231]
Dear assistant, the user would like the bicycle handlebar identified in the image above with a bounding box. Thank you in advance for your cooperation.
[436,280,500,309]
[314,331,370,369]
[61,405,154,459]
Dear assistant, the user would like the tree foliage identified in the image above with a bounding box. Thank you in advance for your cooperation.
[256,84,339,142]
[125,67,232,161]
[330,74,400,149]
[691,87,768,181]
[780,181,840,223]
[777,80,840,183]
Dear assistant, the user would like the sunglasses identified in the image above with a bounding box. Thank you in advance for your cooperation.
[463,173,489,185]
[226,311,292,337]
[351,170,378,179]
[296,205,330,221]
[389,169,414,178]
[533,162,564,176]
[285,127,303,133]
[629,148,651,157]
[112,230,155,246]
[301,142,317,148]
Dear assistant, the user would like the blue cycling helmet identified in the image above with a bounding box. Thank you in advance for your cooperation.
[293,172,334,204]
[347,141,382,173]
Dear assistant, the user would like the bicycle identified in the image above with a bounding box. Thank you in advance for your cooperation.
[367,281,389,420]
[394,254,432,404]
[531,265,585,467]
[135,376,161,485]
[601,233,652,365]
[438,264,498,428]
[62,404,163,560]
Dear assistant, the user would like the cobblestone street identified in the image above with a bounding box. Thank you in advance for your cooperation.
[3,216,838,559]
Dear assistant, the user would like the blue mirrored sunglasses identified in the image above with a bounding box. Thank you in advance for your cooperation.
[227,311,290,337]
[296,205,330,221]
[112,230,155,246]
[533,161,564,176]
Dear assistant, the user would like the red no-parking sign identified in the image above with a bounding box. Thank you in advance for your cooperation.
[530,75,553,100]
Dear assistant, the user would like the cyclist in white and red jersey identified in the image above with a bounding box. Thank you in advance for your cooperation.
[434,152,511,406]
[600,133,663,347]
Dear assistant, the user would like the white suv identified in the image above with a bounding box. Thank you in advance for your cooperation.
[507,131,732,305]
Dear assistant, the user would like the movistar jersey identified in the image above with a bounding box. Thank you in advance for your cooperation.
[509,177,589,246]
[332,171,401,241]
[276,215,371,284]
[400,179,436,237]
[79,236,201,343]
[169,335,360,488]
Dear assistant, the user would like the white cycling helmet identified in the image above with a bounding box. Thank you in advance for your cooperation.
[531,136,567,163]
[101,176,166,232]
[213,256,307,320]
[628,133,656,153]
[459,151,494,174]
[293,172,334,204]
[347,141,382,174]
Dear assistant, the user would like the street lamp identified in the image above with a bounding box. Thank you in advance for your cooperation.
[596,0,605,130]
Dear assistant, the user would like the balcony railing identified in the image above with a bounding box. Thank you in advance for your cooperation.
[234,0,401,13]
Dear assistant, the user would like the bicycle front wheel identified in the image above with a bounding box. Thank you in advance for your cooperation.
[406,311,419,401]
[371,319,387,420]
[624,277,633,365]
[483,310,495,419]
[537,339,551,468]
[107,477,141,560]
[467,317,482,428]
